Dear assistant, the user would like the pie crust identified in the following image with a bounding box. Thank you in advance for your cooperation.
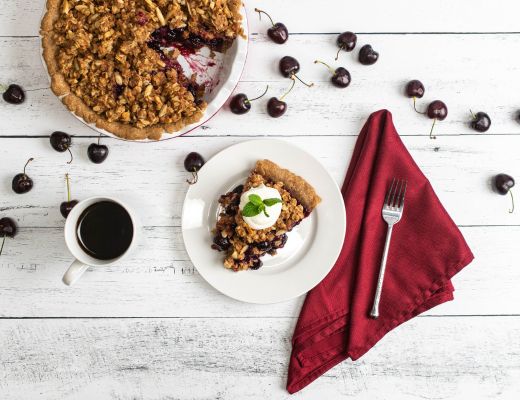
[40,0,243,140]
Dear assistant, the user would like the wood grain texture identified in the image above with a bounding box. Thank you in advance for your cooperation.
[2,0,520,36]
[1,0,520,398]
[1,317,520,400]
[2,34,520,137]
[0,225,517,317]
[0,136,519,228]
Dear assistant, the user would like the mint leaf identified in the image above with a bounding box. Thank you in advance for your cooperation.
[242,203,261,217]
[263,198,282,207]
[248,194,263,206]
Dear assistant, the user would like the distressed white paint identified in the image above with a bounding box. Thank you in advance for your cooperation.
[1,0,520,398]
[1,317,520,400]
[1,136,519,227]
[2,0,520,36]
[0,225,518,317]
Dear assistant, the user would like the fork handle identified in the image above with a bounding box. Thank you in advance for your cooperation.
[370,224,393,319]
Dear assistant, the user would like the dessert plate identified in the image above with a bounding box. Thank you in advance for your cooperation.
[39,6,248,142]
[182,139,346,304]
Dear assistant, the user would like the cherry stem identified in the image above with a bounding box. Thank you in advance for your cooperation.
[65,173,71,203]
[292,73,313,88]
[187,171,198,185]
[248,85,269,102]
[509,190,515,214]
[429,119,437,140]
[314,60,335,75]
[67,147,73,164]
[412,97,425,114]
[469,109,476,120]
[335,47,342,61]
[0,236,5,256]
[254,8,275,27]
[23,158,34,175]
[0,84,6,92]
[98,135,102,145]
[280,78,296,101]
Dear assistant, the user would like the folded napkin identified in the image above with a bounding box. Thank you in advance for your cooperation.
[287,109,474,394]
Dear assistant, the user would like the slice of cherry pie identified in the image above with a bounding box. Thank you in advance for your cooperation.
[212,160,321,271]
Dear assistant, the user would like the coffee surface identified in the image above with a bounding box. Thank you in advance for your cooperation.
[77,201,133,260]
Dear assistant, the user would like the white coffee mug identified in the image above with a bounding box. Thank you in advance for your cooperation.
[62,196,138,286]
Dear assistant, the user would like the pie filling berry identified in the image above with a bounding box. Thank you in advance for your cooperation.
[212,160,321,272]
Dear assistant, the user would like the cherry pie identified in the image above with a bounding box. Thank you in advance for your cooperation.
[41,0,243,140]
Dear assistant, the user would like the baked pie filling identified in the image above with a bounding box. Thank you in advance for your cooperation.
[41,0,243,140]
[212,160,321,271]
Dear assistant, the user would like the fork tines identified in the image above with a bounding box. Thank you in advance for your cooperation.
[385,178,407,210]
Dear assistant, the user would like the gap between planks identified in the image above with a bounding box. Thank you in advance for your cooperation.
[2,314,520,320]
[3,32,520,40]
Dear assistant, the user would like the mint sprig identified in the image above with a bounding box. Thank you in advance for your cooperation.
[241,195,282,218]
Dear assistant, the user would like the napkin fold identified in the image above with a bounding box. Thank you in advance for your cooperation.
[287,109,474,394]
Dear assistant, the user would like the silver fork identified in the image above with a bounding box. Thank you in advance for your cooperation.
[370,178,407,319]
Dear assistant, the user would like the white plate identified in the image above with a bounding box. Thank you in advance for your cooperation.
[40,6,249,142]
[182,139,346,304]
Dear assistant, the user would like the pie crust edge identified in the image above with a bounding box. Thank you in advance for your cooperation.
[254,159,322,211]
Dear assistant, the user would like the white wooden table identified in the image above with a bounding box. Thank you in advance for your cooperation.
[1,1,520,398]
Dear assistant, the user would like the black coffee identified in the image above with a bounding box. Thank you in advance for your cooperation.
[76,201,134,260]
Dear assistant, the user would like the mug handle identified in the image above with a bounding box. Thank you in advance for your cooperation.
[62,259,89,286]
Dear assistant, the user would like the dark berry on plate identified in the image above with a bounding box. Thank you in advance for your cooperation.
[212,235,231,251]
[278,233,288,248]
[494,173,515,213]
[50,131,73,164]
[426,100,448,139]
[229,86,269,115]
[60,174,79,218]
[184,152,205,185]
[0,217,17,256]
[2,84,25,104]
[250,258,263,270]
[279,56,313,87]
[232,185,244,194]
[255,241,272,252]
[254,8,288,44]
[314,60,351,88]
[12,158,34,194]
[358,44,379,65]
[335,31,357,59]
[470,111,491,132]
[88,135,109,164]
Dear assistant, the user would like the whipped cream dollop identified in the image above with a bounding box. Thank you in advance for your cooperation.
[239,184,283,230]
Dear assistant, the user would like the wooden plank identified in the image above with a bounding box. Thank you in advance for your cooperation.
[2,0,520,36]
[0,225,517,317]
[2,34,520,137]
[0,135,519,228]
[1,316,519,399]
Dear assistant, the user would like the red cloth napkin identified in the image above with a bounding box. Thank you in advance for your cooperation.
[286,109,474,394]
